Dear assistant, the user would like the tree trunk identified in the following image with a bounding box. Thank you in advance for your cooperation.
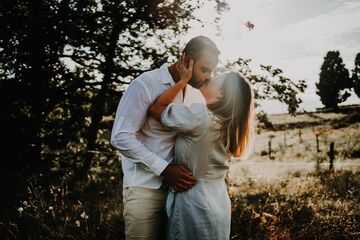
[71,23,122,183]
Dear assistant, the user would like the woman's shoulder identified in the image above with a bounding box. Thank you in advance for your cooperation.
[161,103,211,135]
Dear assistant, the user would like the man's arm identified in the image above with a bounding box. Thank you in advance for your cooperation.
[111,80,168,175]
[111,79,196,191]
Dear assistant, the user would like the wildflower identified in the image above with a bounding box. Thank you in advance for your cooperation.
[75,220,80,227]
[23,201,28,206]
[80,211,89,219]
[49,206,53,210]
[17,207,24,213]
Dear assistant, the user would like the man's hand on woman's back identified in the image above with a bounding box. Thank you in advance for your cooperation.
[161,164,196,192]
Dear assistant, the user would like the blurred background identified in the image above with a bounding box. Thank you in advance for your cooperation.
[0,0,359,239]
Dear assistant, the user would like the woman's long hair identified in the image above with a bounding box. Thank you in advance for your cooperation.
[208,72,255,158]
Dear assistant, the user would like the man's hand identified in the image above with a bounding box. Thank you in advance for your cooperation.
[161,164,196,192]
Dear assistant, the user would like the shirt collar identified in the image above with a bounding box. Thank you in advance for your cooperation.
[160,63,176,86]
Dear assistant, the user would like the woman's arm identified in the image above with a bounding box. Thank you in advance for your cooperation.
[149,54,193,121]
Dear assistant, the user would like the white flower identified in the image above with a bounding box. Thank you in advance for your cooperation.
[23,201,28,206]
[18,207,24,213]
[80,211,86,219]
[75,220,80,227]
[49,206,53,210]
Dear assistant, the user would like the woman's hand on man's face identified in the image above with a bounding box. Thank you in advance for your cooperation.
[178,53,193,83]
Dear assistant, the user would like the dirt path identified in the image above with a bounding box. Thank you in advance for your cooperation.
[228,158,360,182]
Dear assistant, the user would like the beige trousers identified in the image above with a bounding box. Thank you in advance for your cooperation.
[123,186,167,240]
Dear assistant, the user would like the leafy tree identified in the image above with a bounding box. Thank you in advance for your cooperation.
[0,0,200,186]
[58,0,199,183]
[224,58,307,115]
[352,53,360,98]
[316,51,352,109]
[0,0,74,198]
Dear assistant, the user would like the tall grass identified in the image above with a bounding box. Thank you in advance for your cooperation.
[229,169,360,240]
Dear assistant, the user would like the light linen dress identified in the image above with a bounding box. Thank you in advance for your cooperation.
[161,102,231,240]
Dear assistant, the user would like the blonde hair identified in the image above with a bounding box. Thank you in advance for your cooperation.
[208,72,255,158]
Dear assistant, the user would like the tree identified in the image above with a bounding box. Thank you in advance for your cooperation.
[316,51,352,109]
[352,53,360,98]
[0,0,201,186]
[224,58,307,115]
[59,0,199,183]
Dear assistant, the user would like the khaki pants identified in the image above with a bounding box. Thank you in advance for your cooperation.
[123,186,167,240]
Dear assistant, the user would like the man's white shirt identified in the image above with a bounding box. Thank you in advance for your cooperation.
[111,63,205,189]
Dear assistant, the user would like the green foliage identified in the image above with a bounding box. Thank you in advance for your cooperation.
[0,0,199,183]
[256,110,274,130]
[352,53,360,98]
[224,58,307,115]
[316,51,352,109]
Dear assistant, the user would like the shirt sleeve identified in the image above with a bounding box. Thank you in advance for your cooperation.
[160,103,210,136]
[111,80,169,176]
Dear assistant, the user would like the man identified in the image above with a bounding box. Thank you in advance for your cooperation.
[111,36,220,240]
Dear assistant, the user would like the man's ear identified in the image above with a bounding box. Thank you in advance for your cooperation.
[184,54,193,68]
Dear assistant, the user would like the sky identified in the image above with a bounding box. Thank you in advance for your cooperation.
[183,0,360,114]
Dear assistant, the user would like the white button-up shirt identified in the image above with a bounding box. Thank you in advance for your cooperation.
[111,63,205,189]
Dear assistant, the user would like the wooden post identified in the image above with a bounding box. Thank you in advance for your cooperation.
[268,139,272,160]
[284,132,287,147]
[316,133,320,153]
[329,142,335,171]
[298,129,303,143]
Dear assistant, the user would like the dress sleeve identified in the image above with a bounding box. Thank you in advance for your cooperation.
[160,103,210,136]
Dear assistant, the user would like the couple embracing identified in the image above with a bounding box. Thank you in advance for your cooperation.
[111,36,255,240]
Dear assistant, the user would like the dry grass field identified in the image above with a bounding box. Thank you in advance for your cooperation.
[227,106,360,239]
[3,106,360,239]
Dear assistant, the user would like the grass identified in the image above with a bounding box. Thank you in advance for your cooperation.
[1,156,126,240]
[3,165,359,239]
[229,169,360,240]
[1,108,360,239]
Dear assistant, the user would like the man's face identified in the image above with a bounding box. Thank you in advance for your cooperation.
[187,51,218,89]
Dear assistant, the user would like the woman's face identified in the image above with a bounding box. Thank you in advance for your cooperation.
[200,74,226,105]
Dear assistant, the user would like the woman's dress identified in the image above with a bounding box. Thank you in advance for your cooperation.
[161,103,231,240]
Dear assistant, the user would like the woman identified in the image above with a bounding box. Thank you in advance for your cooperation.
[149,55,255,240]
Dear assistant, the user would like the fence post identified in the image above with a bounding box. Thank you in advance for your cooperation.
[284,132,287,147]
[298,129,303,143]
[268,139,272,160]
[329,142,335,171]
[315,132,320,153]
